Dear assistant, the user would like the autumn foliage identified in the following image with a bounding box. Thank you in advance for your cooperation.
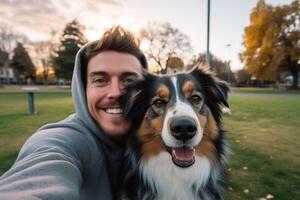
[241,0,300,88]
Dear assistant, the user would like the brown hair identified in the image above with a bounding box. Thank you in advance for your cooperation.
[82,26,147,85]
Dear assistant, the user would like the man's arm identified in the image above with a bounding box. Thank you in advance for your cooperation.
[0,129,84,200]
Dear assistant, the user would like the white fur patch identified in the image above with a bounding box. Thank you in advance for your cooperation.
[162,76,203,147]
[139,152,211,200]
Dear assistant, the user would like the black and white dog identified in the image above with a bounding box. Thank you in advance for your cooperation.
[118,65,230,200]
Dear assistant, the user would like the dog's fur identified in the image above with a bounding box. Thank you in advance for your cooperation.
[118,65,230,200]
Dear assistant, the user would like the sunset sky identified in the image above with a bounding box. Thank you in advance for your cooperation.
[0,0,294,70]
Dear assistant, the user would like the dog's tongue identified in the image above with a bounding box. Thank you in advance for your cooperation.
[173,147,195,161]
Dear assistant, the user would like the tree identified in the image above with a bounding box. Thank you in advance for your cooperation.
[235,69,252,85]
[0,24,29,84]
[187,53,235,83]
[241,0,300,89]
[52,20,88,83]
[11,42,36,83]
[140,22,192,74]
[276,0,300,89]
[32,31,58,85]
[0,24,28,55]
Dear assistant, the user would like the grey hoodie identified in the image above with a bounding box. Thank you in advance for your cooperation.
[0,44,125,200]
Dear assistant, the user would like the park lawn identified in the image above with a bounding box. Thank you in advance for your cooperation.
[0,93,74,173]
[0,91,300,200]
[224,95,300,200]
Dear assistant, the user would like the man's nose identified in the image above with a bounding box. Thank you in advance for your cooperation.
[107,79,123,99]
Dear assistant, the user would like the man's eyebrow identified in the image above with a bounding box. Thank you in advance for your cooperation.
[88,71,108,77]
[88,71,140,77]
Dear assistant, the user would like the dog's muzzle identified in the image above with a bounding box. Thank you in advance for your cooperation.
[168,117,197,168]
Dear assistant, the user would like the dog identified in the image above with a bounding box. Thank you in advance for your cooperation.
[118,64,230,200]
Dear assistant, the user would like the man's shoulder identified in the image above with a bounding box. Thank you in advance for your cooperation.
[35,114,97,146]
[17,115,104,166]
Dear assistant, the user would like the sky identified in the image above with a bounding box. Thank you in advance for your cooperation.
[0,0,295,71]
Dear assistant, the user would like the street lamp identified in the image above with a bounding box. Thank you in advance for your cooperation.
[226,44,231,84]
[205,0,211,67]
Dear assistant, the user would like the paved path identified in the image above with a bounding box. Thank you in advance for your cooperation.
[230,92,300,98]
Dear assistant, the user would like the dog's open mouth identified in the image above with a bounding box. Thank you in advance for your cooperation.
[170,146,195,168]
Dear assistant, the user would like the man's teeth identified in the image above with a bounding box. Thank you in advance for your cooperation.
[105,108,123,114]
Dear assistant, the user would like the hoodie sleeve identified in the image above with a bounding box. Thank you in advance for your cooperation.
[0,128,85,200]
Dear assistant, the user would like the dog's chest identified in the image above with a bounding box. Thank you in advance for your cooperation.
[155,188,198,200]
[139,152,212,200]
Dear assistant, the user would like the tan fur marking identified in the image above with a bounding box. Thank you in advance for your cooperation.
[205,111,219,139]
[196,136,217,163]
[196,109,219,163]
[198,115,207,129]
[197,110,218,140]
[142,139,165,160]
[138,115,165,159]
[157,84,170,99]
[182,81,195,96]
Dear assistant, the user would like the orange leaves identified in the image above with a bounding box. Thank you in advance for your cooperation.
[241,0,300,81]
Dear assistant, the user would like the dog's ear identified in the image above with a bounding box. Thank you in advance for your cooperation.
[190,64,230,121]
[120,70,157,129]
[217,80,230,108]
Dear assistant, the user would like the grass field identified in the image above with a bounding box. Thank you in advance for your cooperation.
[0,90,299,199]
[0,93,74,174]
[224,94,300,200]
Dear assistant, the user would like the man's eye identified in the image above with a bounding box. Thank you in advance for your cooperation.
[93,78,108,86]
[190,95,202,104]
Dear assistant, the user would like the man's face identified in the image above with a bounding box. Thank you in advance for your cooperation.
[86,50,143,137]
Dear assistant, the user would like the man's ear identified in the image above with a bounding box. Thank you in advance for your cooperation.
[120,71,157,129]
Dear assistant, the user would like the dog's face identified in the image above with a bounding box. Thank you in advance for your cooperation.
[122,65,229,169]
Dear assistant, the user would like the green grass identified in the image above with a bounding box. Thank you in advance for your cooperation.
[0,91,299,199]
[224,95,300,200]
[0,93,74,173]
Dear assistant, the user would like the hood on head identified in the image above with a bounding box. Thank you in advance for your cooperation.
[71,42,121,148]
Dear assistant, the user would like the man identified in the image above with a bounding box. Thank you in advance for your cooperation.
[0,26,147,200]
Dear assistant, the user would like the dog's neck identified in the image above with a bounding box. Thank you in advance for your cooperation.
[139,152,212,200]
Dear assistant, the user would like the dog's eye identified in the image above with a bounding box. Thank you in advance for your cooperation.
[190,95,202,104]
[153,99,166,108]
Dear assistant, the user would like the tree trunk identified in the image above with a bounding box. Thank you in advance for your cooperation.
[288,59,299,90]
[291,69,298,89]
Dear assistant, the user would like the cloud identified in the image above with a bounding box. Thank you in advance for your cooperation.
[0,0,124,41]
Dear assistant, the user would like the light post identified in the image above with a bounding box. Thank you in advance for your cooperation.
[205,0,211,67]
[225,44,231,84]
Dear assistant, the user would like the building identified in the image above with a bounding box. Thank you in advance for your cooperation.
[165,57,184,74]
[0,66,16,84]
[0,50,16,84]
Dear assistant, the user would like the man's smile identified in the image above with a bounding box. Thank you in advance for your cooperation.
[104,108,123,114]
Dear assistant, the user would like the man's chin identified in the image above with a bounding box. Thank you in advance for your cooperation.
[101,125,130,137]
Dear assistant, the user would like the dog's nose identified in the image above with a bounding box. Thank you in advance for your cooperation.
[170,117,197,142]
